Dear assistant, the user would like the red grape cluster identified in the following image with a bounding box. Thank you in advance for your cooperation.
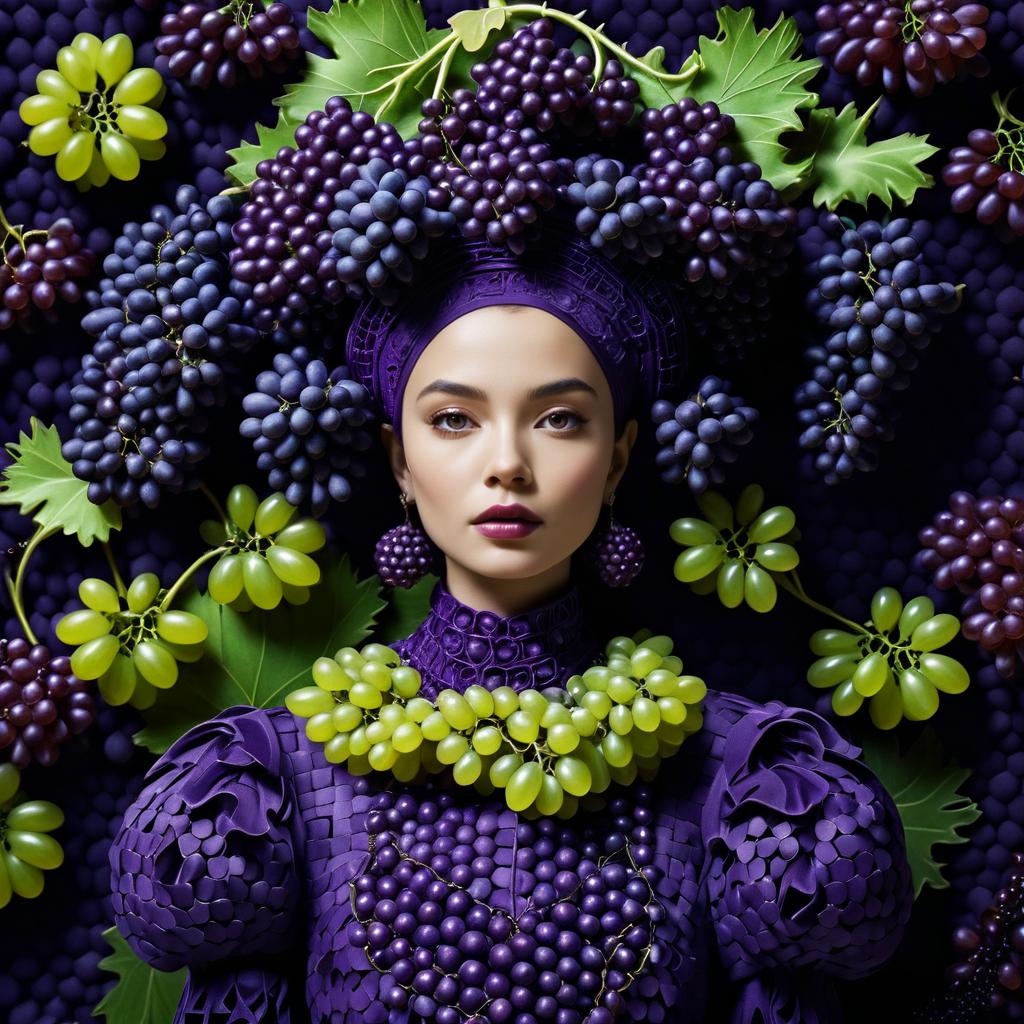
[638,99,795,284]
[0,637,95,769]
[0,218,94,332]
[156,0,303,90]
[815,0,989,97]
[918,491,1024,675]
[230,97,412,338]
[943,100,1024,236]
[917,852,1024,1022]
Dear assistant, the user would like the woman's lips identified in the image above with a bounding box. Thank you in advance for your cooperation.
[473,520,541,538]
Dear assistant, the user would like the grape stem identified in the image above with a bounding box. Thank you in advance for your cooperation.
[158,546,229,612]
[198,481,229,523]
[4,523,58,646]
[365,1,702,120]
[102,541,128,597]
[776,571,870,635]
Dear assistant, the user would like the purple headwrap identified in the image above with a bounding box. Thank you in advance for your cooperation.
[344,223,684,438]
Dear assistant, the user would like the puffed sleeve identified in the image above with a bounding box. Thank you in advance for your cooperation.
[109,706,301,974]
[702,698,913,1024]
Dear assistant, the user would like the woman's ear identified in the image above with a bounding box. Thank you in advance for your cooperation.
[605,417,639,501]
[380,423,415,500]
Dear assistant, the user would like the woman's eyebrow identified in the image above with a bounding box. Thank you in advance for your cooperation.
[417,378,598,401]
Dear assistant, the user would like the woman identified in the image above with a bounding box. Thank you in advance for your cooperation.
[109,227,913,1024]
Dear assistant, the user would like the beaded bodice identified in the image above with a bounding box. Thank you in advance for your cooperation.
[392,579,598,699]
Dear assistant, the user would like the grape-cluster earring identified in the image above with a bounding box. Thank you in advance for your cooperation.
[374,492,435,588]
[592,491,645,587]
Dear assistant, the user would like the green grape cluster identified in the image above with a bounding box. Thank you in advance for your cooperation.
[56,573,207,709]
[670,484,799,613]
[19,33,167,185]
[204,486,325,611]
[0,763,64,908]
[808,587,969,729]
[286,631,706,818]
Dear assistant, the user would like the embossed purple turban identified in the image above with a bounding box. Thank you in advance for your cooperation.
[344,222,685,438]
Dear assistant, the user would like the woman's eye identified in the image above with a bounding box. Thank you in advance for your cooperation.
[430,411,473,434]
[542,410,584,431]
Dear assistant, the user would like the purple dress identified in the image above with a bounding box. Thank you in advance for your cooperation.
[109,580,913,1024]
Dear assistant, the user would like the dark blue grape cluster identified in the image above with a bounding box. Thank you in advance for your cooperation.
[240,347,374,514]
[651,376,758,493]
[564,155,670,261]
[61,187,254,508]
[323,157,455,305]
[796,216,962,485]
[353,787,659,1024]
[229,96,412,340]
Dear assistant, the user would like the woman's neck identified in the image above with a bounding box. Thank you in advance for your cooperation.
[442,557,574,617]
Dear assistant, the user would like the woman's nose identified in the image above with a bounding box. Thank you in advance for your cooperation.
[484,422,532,487]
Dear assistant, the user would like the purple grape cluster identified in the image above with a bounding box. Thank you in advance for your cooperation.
[684,269,777,363]
[0,637,93,769]
[917,851,1024,1022]
[322,157,455,304]
[815,0,989,97]
[353,787,659,1024]
[62,187,252,508]
[651,376,758,493]
[592,521,645,587]
[469,18,596,134]
[156,0,302,90]
[0,218,94,332]
[564,155,670,261]
[431,123,564,251]
[639,98,795,285]
[918,491,1024,676]
[796,216,961,484]
[943,126,1024,236]
[589,59,641,138]
[240,347,373,514]
[375,520,436,589]
[229,96,412,339]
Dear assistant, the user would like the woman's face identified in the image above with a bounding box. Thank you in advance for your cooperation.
[381,305,637,603]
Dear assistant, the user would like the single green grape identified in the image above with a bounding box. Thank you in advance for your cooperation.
[155,610,208,646]
[242,551,283,610]
[70,634,119,680]
[437,691,475,732]
[126,573,160,613]
[56,609,111,646]
[78,578,119,614]
[255,493,296,536]
[132,640,178,689]
[506,761,544,811]
[97,653,137,707]
[275,519,327,554]
[266,545,321,587]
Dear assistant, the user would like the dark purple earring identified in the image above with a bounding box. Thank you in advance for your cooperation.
[592,491,645,587]
[375,492,434,588]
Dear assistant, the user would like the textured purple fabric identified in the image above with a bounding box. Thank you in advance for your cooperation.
[391,577,597,699]
[109,589,914,1024]
[344,223,684,438]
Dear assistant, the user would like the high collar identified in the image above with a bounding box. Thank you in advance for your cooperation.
[394,578,596,699]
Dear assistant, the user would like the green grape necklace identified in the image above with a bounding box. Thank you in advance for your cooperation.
[286,631,707,818]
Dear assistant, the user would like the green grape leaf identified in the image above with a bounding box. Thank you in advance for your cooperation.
[790,101,937,209]
[631,45,702,111]
[275,0,451,139]
[92,926,186,1023]
[0,418,121,546]
[133,553,387,754]
[373,572,439,643]
[679,8,821,191]
[858,726,981,898]
[448,6,508,51]
[225,113,302,186]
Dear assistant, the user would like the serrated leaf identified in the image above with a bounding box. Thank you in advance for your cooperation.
[681,8,821,191]
[448,7,508,51]
[858,726,980,898]
[373,572,439,643]
[797,101,937,210]
[631,45,702,110]
[0,418,121,546]
[225,113,302,187]
[275,0,439,139]
[92,926,186,1023]
[133,553,386,754]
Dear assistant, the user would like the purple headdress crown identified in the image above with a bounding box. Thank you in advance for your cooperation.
[344,216,685,436]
